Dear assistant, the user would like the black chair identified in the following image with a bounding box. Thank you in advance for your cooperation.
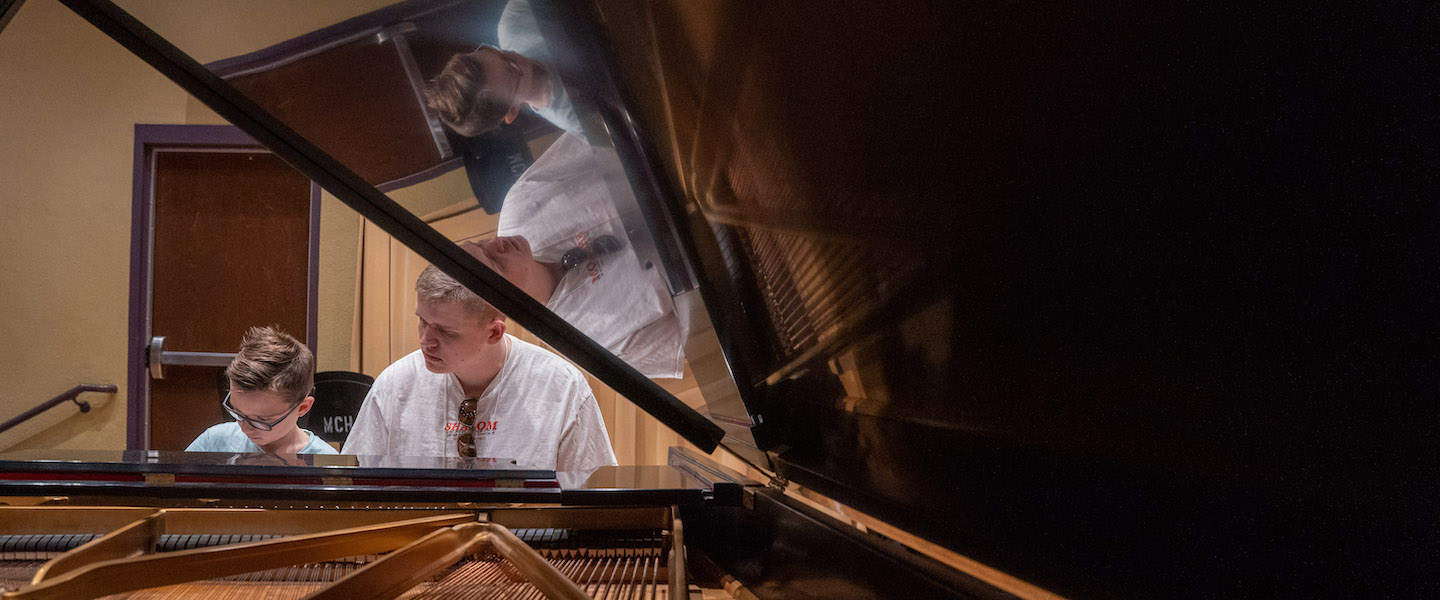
[300,371,373,446]
[462,118,550,214]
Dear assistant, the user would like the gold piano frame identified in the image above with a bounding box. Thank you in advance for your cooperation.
[0,505,686,599]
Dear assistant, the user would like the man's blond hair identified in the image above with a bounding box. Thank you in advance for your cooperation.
[415,264,502,322]
[225,326,314,402]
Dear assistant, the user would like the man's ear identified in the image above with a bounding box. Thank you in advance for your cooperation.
[295,395,315,418]
[488,318,507,344]
[503,104,521,124]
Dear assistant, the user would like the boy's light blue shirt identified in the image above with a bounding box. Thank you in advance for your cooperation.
[185,422,338,455]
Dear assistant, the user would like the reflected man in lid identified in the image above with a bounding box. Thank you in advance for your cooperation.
[461,133,688,380]
[186,326,337,455]
[341,264,616,471]
[425,0,581,136]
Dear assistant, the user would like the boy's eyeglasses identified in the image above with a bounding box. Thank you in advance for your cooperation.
[457,397,478,458]
[223,392,304,432]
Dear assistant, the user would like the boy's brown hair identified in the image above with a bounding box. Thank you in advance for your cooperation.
[426,52,509,137]
[224,326,315,402]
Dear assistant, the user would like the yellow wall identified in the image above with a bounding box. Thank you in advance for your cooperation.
[0,0,396,452]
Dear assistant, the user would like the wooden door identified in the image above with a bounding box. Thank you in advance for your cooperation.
[129,126,317,450]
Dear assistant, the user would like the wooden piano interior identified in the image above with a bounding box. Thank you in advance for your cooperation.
[0,505,696,599]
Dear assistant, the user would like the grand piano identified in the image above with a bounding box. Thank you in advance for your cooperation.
[0,0,1431,598]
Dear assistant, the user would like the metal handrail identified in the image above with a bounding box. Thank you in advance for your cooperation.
[0,384,116,435]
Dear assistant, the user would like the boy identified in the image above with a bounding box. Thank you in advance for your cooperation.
[186,326,337,455]
[342,265,616,472]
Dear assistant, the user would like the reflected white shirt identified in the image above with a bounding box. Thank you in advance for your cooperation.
[499,133,685,379]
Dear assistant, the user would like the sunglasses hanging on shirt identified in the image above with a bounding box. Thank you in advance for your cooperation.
[560,235,623,272]
[457,397,478,458]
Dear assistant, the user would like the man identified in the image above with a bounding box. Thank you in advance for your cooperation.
[341,265,616,472]
[460,132,687,380]
[425,0,581,136]
[187,326,337,455]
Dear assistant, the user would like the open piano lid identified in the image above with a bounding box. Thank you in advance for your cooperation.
[548,2,1434,598]
[11,0,1433,598]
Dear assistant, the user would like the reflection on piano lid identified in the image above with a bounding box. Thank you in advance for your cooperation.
[0,450,727,506]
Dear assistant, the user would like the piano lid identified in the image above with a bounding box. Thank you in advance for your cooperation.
[502,1,1436,597]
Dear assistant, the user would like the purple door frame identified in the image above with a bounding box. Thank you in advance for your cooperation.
[126,124,321,451]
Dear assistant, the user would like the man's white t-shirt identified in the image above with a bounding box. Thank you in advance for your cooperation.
[340,335,617,472]
[499,133,685,379]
